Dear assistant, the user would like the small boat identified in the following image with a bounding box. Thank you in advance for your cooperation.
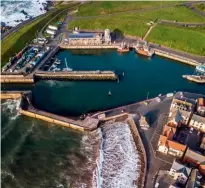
[108,91,112,96]
[135,41,154,57]
[122,72,124,76]
[195,65,205,74]
[54,59,61,65]
[117,42,129,53]
[63,68,72,71]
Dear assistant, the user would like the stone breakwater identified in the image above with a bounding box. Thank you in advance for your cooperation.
[0,71,117,83]
[34,71,118,81]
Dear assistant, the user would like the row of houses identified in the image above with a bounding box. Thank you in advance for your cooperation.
[157,96,205,181]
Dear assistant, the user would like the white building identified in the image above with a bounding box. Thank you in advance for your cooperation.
[189,114,205,132]
[169,161,191,185]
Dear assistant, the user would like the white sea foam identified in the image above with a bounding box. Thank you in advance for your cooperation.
[1,99,20,118]
[1,0,47,27]
[96,122,141,188]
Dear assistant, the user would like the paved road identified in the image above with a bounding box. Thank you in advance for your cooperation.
[159,20,205,27]
[184,1,205,18]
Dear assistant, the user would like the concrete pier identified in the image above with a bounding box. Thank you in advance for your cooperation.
[0,70,117,83]
[34,71,118,81]
[0,75,34,84]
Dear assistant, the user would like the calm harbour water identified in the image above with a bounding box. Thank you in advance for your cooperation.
[33,49,204,116]
[1,49,205,187]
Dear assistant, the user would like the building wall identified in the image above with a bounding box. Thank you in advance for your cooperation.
[158,145,168,154]
[168,148,184,157]
[174,173,187,184]
[199,165,205,176]
[189,119,205,132]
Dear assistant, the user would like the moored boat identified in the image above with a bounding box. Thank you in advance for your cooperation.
[117,42,129,53]
[134,41,154,57]
[195,65,205,74]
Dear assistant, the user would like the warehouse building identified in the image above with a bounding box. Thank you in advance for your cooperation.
[67,29,111,45]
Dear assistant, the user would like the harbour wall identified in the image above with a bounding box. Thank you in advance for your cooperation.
[19,92,99,131]
[34,71,118,81]
[19,108,85,132]
[126,117,147,188]
[0,91,23,99]
[0,75,34,84]
[154,49,199,66]
[60,45,118,49]
[0,71,117,83]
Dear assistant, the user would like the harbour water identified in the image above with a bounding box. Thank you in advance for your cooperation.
[2,49,205,187]
[32,49,204,116]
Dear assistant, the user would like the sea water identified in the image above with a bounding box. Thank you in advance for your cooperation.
[1,0,47,27]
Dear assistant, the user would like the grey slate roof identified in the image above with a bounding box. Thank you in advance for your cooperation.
[171,161,191,178]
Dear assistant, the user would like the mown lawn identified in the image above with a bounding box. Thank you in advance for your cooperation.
[147,25,205,56]
[69,4,205,55]
[75,1,180,16]
[69,6,205,36]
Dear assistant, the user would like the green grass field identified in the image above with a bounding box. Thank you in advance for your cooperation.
[147,25,205,55]
[69,6,205,36]
[69,4,205,55]
[75,1,180,16]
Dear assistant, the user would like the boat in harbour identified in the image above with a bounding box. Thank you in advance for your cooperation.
[134,41,154,57]
[195,65,205,74]
[117,42,129,53]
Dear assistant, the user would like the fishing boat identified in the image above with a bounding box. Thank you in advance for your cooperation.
[135,41,154,57]
[54,59,61,65]
[195,65,205,74]
[117,42,129,53]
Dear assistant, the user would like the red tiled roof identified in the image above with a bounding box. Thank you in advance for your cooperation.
[167,140,187,152]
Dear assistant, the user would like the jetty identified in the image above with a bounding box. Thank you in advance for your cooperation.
[182,75,205,84]
[0,70,118,84]
[34,70,118,81]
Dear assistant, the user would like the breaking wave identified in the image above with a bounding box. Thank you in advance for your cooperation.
[92,122,141,188]
[1,0,47,27]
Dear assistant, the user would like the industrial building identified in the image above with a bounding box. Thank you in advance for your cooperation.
[67,29,111,45]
